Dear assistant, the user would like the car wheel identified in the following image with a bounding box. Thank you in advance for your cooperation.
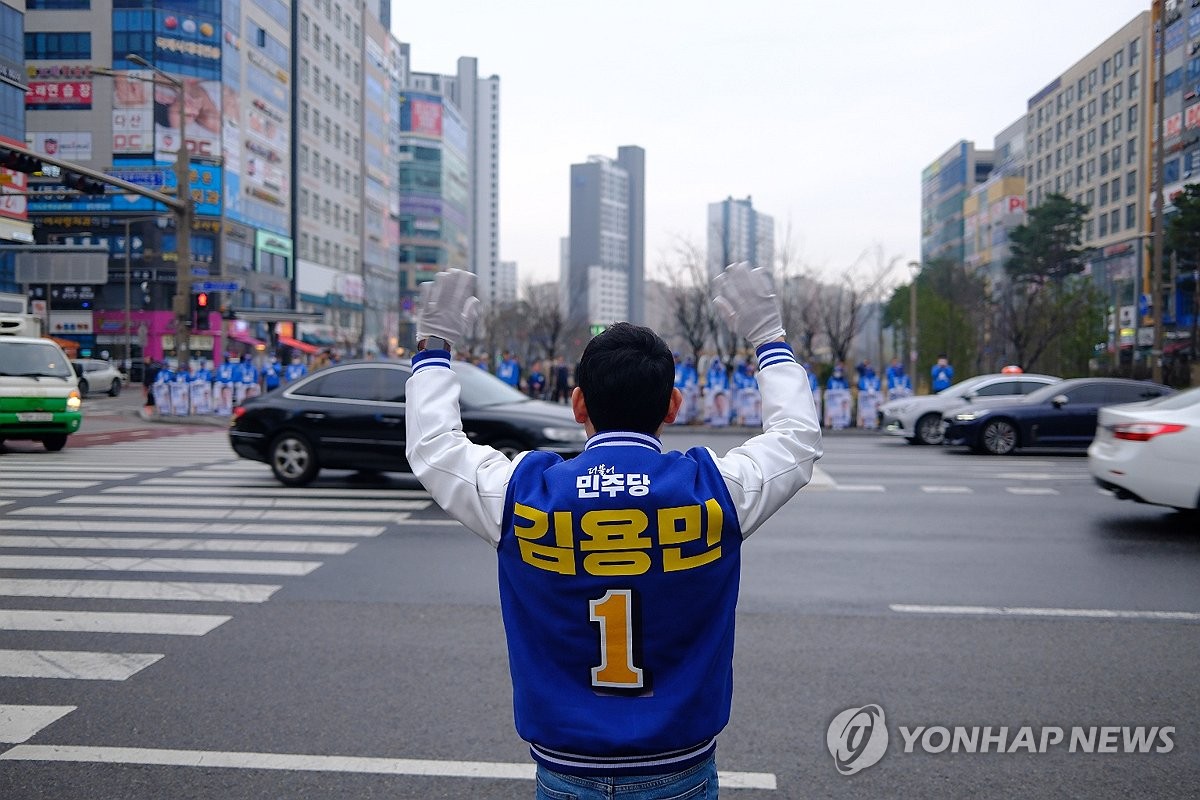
[42,435,68,452]
[981,419,1018,455]
[109,379,121,397]
[914,413,944,445]
[78,379,89,395]
[269,432,320,486]
[491,439,524,460]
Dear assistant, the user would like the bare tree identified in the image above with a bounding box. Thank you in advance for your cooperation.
[817,248,899,365]
[657,237,713,370]
[522,280,571,365]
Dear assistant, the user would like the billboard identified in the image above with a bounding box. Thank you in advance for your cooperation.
[25,81,92,110]
[111,70,155,155]
[26,132,93,161]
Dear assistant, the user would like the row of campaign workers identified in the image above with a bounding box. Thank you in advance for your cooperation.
[668,383,911,430]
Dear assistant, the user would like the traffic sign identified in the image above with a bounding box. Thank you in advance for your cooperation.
[195,280,240,292]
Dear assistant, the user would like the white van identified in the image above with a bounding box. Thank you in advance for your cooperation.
[0,336,83,451]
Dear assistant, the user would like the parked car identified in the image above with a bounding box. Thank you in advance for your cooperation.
[0,336,82,451]
[71,358,123,397]
[942,378,1173,455]
[229,359,589,486]
[878,372,1061,445]
[1088,386,1200,513]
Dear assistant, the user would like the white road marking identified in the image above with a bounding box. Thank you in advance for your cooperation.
[0,555,322,576]
[919,485,973,494]
[131,481,431,498]
[392,518,462,526]
[0,609,230,636]
[0,578,279,603]
[0,490,59,498]
[0,472,137,481]
[0,650,162,680]
[0,536,356,555]
[0,465,156,474]
[0,481,98,489]
[60,495,431,510]
[0,705,76,744]
[1005,487,1060,496]
[0,520,385,538]
[890,604,1200,621]
[10,507,403,522]
[0,745,777,790]
[834,484,886,492]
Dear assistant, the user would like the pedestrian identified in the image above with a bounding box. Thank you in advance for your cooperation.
[527,360,546,399]
[404,264,821,798]
[551,356,570,403]
[141,356,159,406]
[886,357,912,401]
[263,355,281,392]
[284,354,308,384]
[497,351,522,388]
[931,354,955,392]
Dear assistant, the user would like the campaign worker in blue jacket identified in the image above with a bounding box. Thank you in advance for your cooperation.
[284,355,308,384]
[263,356,281,391]
[931,354,955,392]
[826,362,850,391]
[497,351,521,388]
[405,263,822,798]
[215,354,236,385]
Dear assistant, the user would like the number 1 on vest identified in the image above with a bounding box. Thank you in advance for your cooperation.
[589,589,644,690]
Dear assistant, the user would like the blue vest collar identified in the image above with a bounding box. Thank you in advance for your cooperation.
[584,430,662,453]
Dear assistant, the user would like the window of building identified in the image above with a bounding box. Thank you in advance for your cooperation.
[1086,188,1095,208]
[1078,77,1086,98]
[1127,104,1138,129]
[1130,38,1139,64]
[26,0,90,7]
[1111,177,1120,198]
[1089,68,1097,91]
[1129,72,1139,100]
[1086,218,1095,241]
[300,188,309,214]
[1101,120,1109,146]
[1102,58,1111,84]
[1088,98,1096,121]
[1101,151,1109,177]
[1056,149,1062,169]
[1113,143,1122,165]
[1114,112,1122,135]
[1114,82,1122,103]
[1100,182,1109,206]
[1077,164,1084,184]
[1127,170,1137,197]
[1087,159,1096,181]
[1110,209,1120,232]
[1115,49,1124,73]
[1102,89,1110,114]
[1098,213,1108,237]
[1127,137,1137,164]
[1088,129,1096,152]
[1067,85,1075,104]
[24,31,91,59]
[1126,203,1136,229]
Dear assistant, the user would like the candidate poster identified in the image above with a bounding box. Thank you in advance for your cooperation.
[824,388,852,430]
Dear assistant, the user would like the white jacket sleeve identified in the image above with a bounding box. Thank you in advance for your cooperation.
[710,342,823,538]
[404,352,518,547]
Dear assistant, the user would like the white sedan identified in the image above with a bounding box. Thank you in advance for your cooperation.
[877,373,1060,445]
[1088,386,1200,513]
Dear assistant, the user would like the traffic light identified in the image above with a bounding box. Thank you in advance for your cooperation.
[0,146,42,174]
[63,171,106,195]
[192,291,209,326]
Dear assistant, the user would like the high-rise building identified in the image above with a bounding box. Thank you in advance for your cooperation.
[706,196,774,279]
[921,141,995,265]
[0,0,31,290]
[566,145,645,325]
[495,259,517,305]
[963,117,1027,289]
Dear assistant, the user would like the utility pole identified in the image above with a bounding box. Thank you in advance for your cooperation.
[1151,1,1167,383]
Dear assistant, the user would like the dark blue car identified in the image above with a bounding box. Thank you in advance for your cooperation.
[941,377,1173,455]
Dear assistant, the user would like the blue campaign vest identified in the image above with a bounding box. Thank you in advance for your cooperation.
[497,432,742,774]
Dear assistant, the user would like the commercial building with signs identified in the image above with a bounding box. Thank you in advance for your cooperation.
[566,146,646,326]
[963,117,1027,289]
[706,195,774,280]
[920,140,994,265]
[0,0,32,270]
[20,0,297,363]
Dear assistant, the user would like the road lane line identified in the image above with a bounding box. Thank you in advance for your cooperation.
[127,481,431,498]
[834,484,886,492]
[0,650,162,680]
[0,520,386,538]
[10,507,403,522]
[0,481,98,489]
[59,496,431,510]
[0,610,230,635]
[1005,487,1060,496]
[0,536,356,555]
[0,706,76,744]
[0,579,279,603]
[890,604,1200,621]
[0,555,322,576]
[0,746,777,789]
[919,486,973,494]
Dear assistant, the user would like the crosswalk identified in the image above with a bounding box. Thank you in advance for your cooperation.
[0,430,435,745]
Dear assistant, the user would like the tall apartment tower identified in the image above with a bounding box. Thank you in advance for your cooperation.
[706,196,775,279]
[566,145,645,326]
[921,141,995,265]
[0,0,31,285]
[440,57,501,307]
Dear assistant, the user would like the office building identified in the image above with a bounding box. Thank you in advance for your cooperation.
[921,140,994,265]
[0,0,31,294]
[566,145,645,325]
[963,117,1027,288]
[706,196,774,279]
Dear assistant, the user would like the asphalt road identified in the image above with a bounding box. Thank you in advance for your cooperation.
[0,410,1196,798]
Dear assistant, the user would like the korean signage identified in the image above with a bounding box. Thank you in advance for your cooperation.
[0,135,28,222]
[26,81,93,109]
[26,132,93,161]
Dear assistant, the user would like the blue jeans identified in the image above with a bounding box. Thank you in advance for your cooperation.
[535,755,718,799]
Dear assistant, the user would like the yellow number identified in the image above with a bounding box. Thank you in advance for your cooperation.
[589,589,644,690]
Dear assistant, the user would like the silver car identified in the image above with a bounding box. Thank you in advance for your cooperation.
[71,358,124,397]
[878,373,1061,445]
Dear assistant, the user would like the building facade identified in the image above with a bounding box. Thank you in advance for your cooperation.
[0,0,31,291]
[963,118,1028,289]
[921,140,995,265]
[706,195,774,279]
[566,145,645,326]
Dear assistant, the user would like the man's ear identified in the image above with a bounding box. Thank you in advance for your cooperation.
[663,387,683,424]
[571,386,589,424]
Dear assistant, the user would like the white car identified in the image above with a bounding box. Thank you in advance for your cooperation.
[1088,386,1200,513]
[878,373,1061,445]
[71,358,123,397]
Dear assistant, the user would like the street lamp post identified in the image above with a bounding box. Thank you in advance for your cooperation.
[1150,2,1167,385]
[908,261,920,389]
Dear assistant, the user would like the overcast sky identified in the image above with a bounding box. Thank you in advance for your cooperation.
[390,1,1148,289]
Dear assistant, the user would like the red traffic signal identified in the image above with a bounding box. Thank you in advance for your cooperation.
[197,292,209,308]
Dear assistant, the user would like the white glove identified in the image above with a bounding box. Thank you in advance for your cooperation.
[711,261,785,347]
[416,269,480,346]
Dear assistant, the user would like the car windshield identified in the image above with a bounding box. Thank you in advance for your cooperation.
[452,362,533,408]
[0,341,74,379]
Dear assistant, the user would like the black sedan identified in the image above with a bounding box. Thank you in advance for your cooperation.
[941,377,1173,455]
[229,359,588,486]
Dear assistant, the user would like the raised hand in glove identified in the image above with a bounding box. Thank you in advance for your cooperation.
[416,269,480,350]
[711,261,786,348]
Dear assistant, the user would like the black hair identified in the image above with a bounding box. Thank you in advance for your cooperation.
[574,322,674,435]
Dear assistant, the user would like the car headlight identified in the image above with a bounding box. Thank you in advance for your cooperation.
[954,411,986,422]
[542,426,588,443]
[67,390,82,411]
